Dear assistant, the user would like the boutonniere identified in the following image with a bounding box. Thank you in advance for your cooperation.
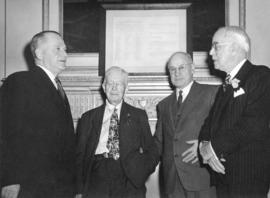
[229,78,245,97]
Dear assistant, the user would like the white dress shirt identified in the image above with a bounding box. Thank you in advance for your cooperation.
[176,81,194,102]
[36,65,58,89]
[95,100,122,155]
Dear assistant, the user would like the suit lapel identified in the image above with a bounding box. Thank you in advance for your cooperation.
[86,105,105,158]
[119,102,129,140]
[31,67,67,111]
[211,61,252,132]
[175,82,200,129]
[168,91,178,129]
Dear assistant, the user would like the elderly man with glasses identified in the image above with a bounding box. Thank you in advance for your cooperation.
[154,52,218,198]
[199,26,270,198]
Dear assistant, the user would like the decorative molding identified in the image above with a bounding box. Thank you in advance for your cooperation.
[239,0,246,29]
[42,0,49,30]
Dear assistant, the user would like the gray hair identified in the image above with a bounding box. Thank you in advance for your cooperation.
[103,66,129,86]
[218,26,250,53]
[30,30,62,58]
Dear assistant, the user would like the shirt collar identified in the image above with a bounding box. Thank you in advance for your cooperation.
[228,59,246,80]
[36,65,57,88]
[105,100,123,115]
[176,81,194,101]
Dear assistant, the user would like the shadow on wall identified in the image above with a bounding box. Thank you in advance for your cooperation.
[23,42,35,71]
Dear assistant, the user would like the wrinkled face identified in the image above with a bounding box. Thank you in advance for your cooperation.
[209,30,233,73]
[103,70,127,106]
[168,55,194,89]
[38,33,67,76]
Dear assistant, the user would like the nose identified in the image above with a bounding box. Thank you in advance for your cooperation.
[209,47,214,56]
[62,50,67,59]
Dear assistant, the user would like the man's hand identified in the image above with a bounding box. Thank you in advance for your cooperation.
[182,140,198,164]
[208,155,225,174]
[1,184,20,198]
[199,141,226,174]
[199,141,213,163]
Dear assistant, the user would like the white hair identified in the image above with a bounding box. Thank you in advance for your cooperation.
[219,26,250,53]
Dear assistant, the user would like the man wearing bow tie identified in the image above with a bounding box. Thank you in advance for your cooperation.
[75,66,159,198]
[199,26,270,198]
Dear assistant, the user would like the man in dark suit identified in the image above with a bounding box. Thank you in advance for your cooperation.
[154,52,218,198]
[75,66,159,198]
[1,31,76,198]
[199,26,270,198]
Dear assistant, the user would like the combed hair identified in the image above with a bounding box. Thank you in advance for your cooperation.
[219,26,250,53]
[103,66,128,86]
[30,30,61,58]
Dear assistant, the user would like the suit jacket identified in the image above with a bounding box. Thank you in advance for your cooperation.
[1,66,76,197]
[199,60,270,187]
[76,102,159,196]
[155,82,218,193]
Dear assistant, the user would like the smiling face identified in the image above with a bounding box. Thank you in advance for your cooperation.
[102,68,128,106]
[36,33,67,76]
[167,53,194,89]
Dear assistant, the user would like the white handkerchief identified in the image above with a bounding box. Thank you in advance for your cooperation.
[233,87,245,98]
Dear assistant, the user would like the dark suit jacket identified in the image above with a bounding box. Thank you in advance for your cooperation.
[1,66,76,198]
[199,60,270,187]
[155,82,218,193]
[76,102,159,197]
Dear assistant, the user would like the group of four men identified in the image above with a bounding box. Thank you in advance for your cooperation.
[0,26,270,198]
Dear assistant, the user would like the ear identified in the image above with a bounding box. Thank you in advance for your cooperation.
[35,48,43,60]
[124,85,129,95]
[102,82,106,92]
[191,63,196,73]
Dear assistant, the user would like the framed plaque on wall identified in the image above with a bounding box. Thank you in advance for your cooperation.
[99,3,192,76]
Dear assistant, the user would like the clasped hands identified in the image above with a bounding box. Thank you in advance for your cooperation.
[199,141,226,174]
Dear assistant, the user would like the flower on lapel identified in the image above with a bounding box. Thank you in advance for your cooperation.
[230,78,240,90]
[229,78,245,98]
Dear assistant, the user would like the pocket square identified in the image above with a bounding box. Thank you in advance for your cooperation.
[233,88,245,98]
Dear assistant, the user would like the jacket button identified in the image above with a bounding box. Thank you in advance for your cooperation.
[174,154,179,158]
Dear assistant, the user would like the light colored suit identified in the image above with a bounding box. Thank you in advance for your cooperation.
[155,82,218,195]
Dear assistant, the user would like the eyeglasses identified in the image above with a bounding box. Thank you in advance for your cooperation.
[211,42,232,51]
[168,63,192,73]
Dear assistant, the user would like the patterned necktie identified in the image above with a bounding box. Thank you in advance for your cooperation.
[223,74,231,92]
[55,77,66,100]
[106,108,120,160]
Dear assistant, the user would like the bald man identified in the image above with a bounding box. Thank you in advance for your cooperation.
[154,52,218,198]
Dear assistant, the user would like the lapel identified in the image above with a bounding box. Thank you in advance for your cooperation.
[175,82,201,129]
[86,105,105,158]
[167,91,178,131]
[211,61,252,131]
[31,67,68,111]
[93,104,106,138]
[119,102,130,141]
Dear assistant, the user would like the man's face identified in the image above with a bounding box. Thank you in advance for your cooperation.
[168,55,194,89]
[39,33,67,76]
[103,70,127,106]
[209,30,233,73]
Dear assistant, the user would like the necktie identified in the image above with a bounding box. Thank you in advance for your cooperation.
[106,108,120,160]
[223,74,231,92]
[177,90,183,110]
[55,77,66,100]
